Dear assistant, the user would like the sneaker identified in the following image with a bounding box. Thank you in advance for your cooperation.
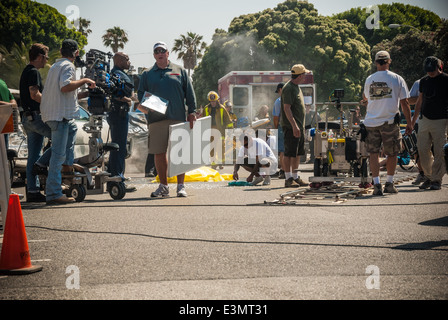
[263,175,271,186]
[384,182,398,194]
[251,175,264,186]
[430,181,441,190]
[151,184,169,198]
[46,195,76,205]
[419,179,432,190]
[177,184,188,197]
[412,173,426,185]
[294,177,309,187]
[373,183,383,196]
[285,177,295,188]
[27,192,46,203]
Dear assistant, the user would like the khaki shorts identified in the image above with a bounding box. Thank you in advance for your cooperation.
[148,120,182,154]
[365,123,402,156]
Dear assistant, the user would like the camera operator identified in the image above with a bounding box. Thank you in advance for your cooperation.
[40,39,96,205]
[361,51,413,196]
[107,52,137,192]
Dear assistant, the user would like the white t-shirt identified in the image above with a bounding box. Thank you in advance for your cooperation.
[41,58,80,123]
[363,70,410,127]
[237,138,278,174]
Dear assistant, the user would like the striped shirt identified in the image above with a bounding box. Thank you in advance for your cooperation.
[41,58,80,123]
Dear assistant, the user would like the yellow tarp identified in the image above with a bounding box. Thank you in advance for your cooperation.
[154,166,233,183]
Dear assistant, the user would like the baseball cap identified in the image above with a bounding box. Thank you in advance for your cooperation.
[61,39,78,51]
[424,56,439,73]
[153,42,168,51]
[375,50,390,61]
[291,64,310,76]
[275,83,284,93]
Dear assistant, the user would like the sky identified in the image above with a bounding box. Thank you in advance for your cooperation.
[34,0,448,70]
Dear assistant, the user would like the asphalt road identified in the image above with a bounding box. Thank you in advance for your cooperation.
[1,164,447,304]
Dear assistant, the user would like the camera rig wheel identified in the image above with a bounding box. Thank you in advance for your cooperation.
[108,181,126,200]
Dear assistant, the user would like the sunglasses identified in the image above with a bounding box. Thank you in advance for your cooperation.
[154,48,167,54]
[41,53,49,60]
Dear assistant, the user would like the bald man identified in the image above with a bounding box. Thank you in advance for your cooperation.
[107,52,136,192]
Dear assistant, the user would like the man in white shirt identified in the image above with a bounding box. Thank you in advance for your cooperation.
[233,134,278,186]
[361,50,413,195]
[40,39,96,205]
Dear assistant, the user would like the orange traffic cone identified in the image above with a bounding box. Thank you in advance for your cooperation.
[0,194,42,275]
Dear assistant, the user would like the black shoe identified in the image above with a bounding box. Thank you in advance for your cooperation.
[32,163,48,176]
[27,192,47,203]
[125,184,137,192]
[278,170,285,179]
[419,179,432,190]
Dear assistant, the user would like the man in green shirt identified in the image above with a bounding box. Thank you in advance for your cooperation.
[280,64,309,188]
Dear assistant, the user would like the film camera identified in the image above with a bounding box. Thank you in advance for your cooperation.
[75,49,134,115]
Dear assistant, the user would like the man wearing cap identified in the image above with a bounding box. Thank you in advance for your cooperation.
[361,50,413,196]
[40,39,96,205]
[107,52,137,192]
[280,65,310,188]
[412,56,448,191]
[138,41,197,198]
[272,83,285,178]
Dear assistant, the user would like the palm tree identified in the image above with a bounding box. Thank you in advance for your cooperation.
[172,32,207,77]
[78,18,92,39]
[102,27,129,53]
[0,42,29,89]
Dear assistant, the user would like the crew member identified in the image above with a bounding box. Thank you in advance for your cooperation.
[233,134,277,186]
[280,64,310,188]
[361,50,413,196]
[107,52,136,192]
[19,43,52,202]
[138,41,197,198]
[412,56,448,191]
[40,39,96,205]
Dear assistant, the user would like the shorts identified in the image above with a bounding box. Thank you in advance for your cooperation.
[148,119,182,154]
[365,123,402,156]
[282,126,305,158]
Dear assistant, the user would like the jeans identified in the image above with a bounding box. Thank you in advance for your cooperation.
[22,115,52,193]
[107,110,129,181]
[45,120,77,201]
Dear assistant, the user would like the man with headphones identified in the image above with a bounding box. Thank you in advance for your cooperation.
[412,56,448,191]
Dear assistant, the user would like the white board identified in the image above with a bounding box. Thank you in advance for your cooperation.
[167,116,212,177]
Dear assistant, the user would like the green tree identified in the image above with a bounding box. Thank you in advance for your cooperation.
[372,30,437,88]
[434,19,448,70]
[102,27,129,53]
[193,0,371,106]
[0,0,87,52]
[172,32,207,77]
[332,3,441,49]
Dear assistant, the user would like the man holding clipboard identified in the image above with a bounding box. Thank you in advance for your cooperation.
[138,42,197,198]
